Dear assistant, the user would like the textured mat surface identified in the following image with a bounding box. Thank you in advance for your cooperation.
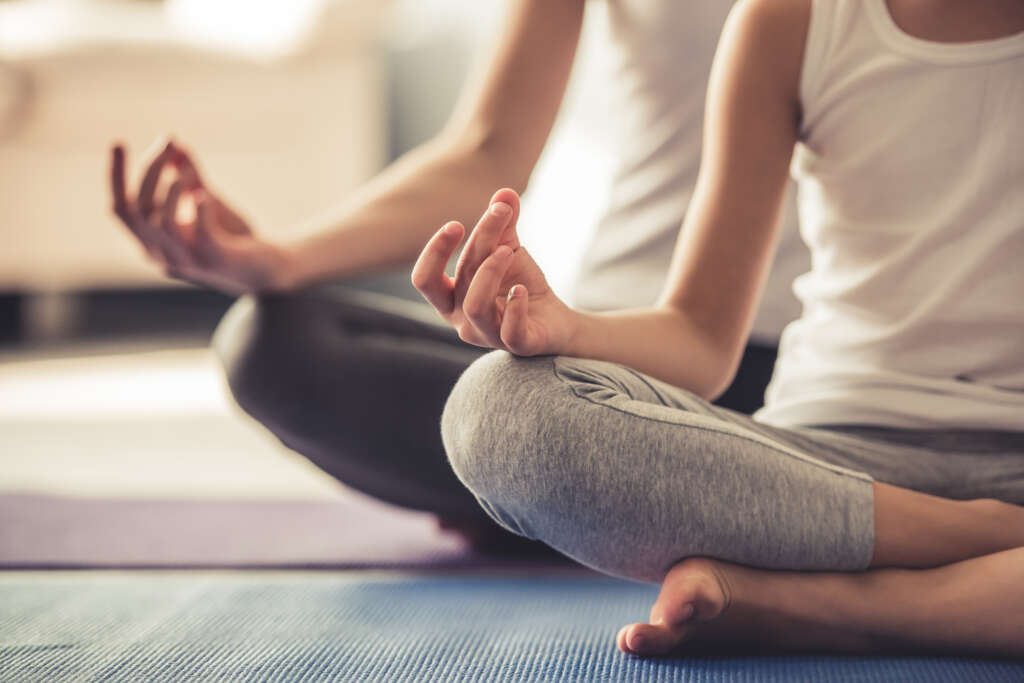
[2,572,1022,682]
[0,494,567,569]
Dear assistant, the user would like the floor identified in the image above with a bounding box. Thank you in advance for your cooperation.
[3,327,1023,681]
[0,339,345,501]
[0,325,573,574]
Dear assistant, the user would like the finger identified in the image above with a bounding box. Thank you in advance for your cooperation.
[491,187,521,249]
[110,144,131,219]
[161,180,182,232]
[192,198,224,265]
[138,139,175,218]
[210,195,251,236]
[499,284,532,354]
[462,245,515,345]
[453,189,520,302]
[110,144,168,257]
[412,221,464,315]
[158,181,193,268]
[170,143,205,190]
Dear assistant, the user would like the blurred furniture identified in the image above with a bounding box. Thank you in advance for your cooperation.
[0,0,389,293]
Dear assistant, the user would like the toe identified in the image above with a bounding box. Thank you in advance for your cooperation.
[620,622,684,656]
[616,625,631,653]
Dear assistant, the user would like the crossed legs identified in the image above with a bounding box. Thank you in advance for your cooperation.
[214,290,1024,656]
[618,546,1024,657]
[442,351,1024,657]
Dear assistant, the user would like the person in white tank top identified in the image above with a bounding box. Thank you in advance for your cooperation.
[415,0,1024,659]
[756,0,1024,430]
[569,1,808,349]
[573,0,811,414]
[107,0,805,557]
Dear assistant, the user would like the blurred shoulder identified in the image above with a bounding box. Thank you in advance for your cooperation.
[719,0,812,91]
[726,0,812,45]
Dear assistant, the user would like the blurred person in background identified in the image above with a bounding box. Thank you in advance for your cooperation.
[109,1,807,552]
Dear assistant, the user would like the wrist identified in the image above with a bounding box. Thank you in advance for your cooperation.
[264,242,305,292]
[560,307,592,358]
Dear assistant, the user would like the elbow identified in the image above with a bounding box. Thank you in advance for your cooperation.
[440,121,534,194]
[660,306,745,402]
[688,357,736,403]
[701,365,738,404]
[699,340,751,403]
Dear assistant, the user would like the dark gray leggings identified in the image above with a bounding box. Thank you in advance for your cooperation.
[212,285,779,538]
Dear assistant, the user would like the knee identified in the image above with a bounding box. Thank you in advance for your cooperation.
[212,293,303,420]
[440,351,530,495]
[441,351,568,537]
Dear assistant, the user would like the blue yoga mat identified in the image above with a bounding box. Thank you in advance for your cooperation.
[2,572,1021,682]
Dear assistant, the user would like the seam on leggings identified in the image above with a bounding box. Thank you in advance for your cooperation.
[550,358,873,483]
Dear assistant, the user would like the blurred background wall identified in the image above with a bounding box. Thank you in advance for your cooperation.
[0,0,611,347]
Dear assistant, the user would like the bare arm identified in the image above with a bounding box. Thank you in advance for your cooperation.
[566,0,809,397]
[413,0,809,399]
[111,0,584,293]
[283,0,585,288]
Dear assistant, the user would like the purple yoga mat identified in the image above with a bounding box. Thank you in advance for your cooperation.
[0,493,574,570]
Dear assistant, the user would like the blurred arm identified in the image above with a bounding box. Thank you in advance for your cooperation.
[277,0,585,290]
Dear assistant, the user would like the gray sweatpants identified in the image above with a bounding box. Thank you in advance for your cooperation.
[441,351,1024,583]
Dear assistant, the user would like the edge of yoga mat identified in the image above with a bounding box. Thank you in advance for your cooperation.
[0,493,576,570]
[2,572,1021,683]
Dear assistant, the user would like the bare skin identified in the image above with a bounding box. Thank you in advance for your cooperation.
[613,486,1024,657]
[109,1,586,294]
[872,485,1024,568]
[614,0,1024,656]
[412,0,1024,658]
[617,548,1024,658]
[419,189,1024,657]
[111,0,1024,659]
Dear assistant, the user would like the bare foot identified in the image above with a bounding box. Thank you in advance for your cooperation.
[618,557,880,657]
[616,557,735,657]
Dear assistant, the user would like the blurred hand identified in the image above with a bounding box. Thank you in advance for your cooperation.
[412,188,578,356]
[110,139,294,294]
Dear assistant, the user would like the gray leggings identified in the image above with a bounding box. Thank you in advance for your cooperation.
[441,351,1024,582]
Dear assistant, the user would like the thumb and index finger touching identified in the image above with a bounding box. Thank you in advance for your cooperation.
[108,138,205,211]
[413,187,523,317]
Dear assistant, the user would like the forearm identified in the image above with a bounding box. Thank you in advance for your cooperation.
[564,307,736,400]
[274,0,585,291]
[276,133,518,290]
[562,0,806,396]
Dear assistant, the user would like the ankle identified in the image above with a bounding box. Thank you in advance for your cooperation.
[723,567,877,653]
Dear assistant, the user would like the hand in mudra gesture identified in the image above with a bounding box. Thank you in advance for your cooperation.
[110,139,291,294]
[412,188,577,356]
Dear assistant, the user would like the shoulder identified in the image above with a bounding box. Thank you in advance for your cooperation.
[724,0,812,58]
[717,0,812,99]
[729,0,811,32]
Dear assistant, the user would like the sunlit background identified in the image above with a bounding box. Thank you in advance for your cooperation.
[0,0,612,508]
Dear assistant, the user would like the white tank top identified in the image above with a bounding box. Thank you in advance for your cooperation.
[569,0,808,344]
[756,0,1024,429]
